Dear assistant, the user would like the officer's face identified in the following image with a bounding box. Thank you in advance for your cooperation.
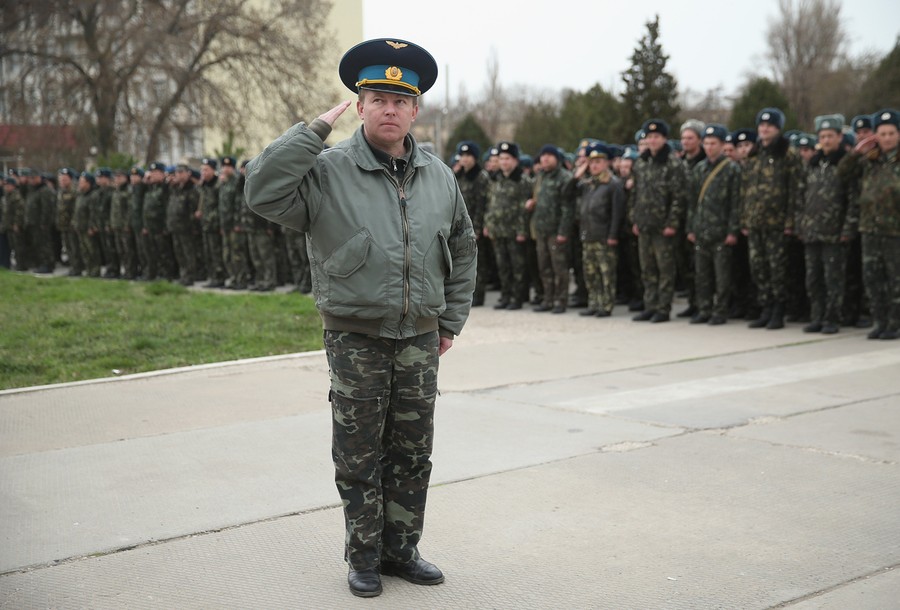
[539,153,558,171]
[702,136,725,161]
[588,157,609,176]
[357,89,418,151]
[876,124,898,153]
[645,133,666,155]
[618,159,633,177]
[799,147,815,163]
[855,127,873,139]
[723,143,736,160]
[681,131,701,155]
[130,174,141,185]
[59,174,72,189]
[498,152,517,175]
[115,174,128,187]
[78,177,90,192]
[201,165,215,182]
[148,170,164,184]
[817,130,840,154]
[757,122,779,145]
[174,169,190,185]
[458,154,476,171]
[736,141,754,160]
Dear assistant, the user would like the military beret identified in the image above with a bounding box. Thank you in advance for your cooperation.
[4,176,17,185]
[724,133,734,144]
[641,119,669,137]
[537,144,562,159]
[220,156,237,168]
[58,167,77,177]
[19,168,36,177]
[519,154,533,168]
[733,128,757,144]
[622,147,640,161]
[7,168,19,176]
[608,144,624,159]
[797,133,817,148]
[148,161,166,172]
[174,163,191,173]
[96,167,112,178]
[80,171,96,184]
[339,38,437,97]
[814,114,844,133]
[576,138,601,154]
[634,129,646,144]
[873,108,899,130]
[842,132,856,147]
[449,153,461,166]
[851,114,873,132]
[702,124,729,142]
[586,142,611,159]
[165,165,176,174]
[130,166,145,177]
[496,141,519,158]
[201,157,218,169]
[756,107,785,130]
[680,119,706,137]
[455,140,480,159]
[190,169,201,180]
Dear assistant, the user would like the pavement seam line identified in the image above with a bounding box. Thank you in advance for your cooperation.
[768,563,900,608]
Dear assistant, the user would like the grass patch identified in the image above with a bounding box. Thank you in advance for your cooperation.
[0,270,323,390]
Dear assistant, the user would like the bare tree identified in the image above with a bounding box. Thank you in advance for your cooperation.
[766,0,847,127]
[1,0,334,162]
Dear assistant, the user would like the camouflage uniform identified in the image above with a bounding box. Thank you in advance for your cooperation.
[142,182,176,280]
[111,182,139,279]
[631,145,687,315]
[25,181,56,271]
[3,185,26,270]
[284,227,311,292]
[129,180,147,278]
[167,181,199,285]
[795,148,855,329]
[615,176,643,308]
[97,183,119,276]
[485,166,531,308]
[531,166,575,309]
[740,136,802,325]
[73,185,101,277]
[57,182,82,274]
[198,178,226,286]
[219,172,250,289]
[855,146,900,335]
[576,170,625,314]
[455,163,491,305]
[241,174,278,291]
[687,157,741,319]
[677,150,707,310]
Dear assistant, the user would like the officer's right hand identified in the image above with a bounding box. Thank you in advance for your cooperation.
[318,101,353,127]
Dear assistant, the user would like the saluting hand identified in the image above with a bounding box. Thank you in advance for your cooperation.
[318,101,353,127]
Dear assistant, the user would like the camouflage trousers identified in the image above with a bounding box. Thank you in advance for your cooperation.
[248,230,277,290]
[637,232,676,314]
[78,231,101,277]
[61,228,83,274]
[693,240,733,318]
[747,228,788,308]
[152,232,177,280]
[202,231,226,282]
[616,229,643,303]
[804,241,846,325]
[171,231,198,283]
[101,229,119,273]
[116,229,139,279]
[325,330,439,570]
[26,224,54,270]
[225,231,250,287]
[862,234,900,332]
[582,241,617,313]
[491,236,526,305]
[535,233,571,308]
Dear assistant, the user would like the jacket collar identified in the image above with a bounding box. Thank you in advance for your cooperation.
[339,125,434,173]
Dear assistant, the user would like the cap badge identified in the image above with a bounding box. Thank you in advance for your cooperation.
[385,41,408,50]
[882,112,891,120]
[385,66,403,81]
[822,121,830,128]
[705,127,714,134]
[762,113,770,120]
[649,123,656,130]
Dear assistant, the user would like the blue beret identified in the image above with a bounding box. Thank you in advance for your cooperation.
[148,161,166,172]
[641,118,669,137]
[58,167,77,177]
[201,157,218,169]
[4,176,16,185]
[851,114,873,132]
[496,141,519,158]
[80,171,95,184]
[608,144,624,159]
[702,124,729,142]
[130,166,145,177]
[756,107,785,130]
[96,167,112,178]
[873,108,899,130]
[622,147,640,161]
[220,156,237,167]
[797,133,817,148]
[634,129,646,144]
[455,140,480,159]
[191,169,201,180]
[339,38,437,96]
[519,154,533,168]
[842,132,856,147]
[814,114,844,133]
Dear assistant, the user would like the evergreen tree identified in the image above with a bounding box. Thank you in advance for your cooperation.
[851,37,900,116]
[619,15,680,143]
[513,100,564,158]
[445,113,491,162]
[730,78,797,132]
[558,85,625,150]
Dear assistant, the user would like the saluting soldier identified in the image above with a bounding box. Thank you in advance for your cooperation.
[57,168,82,276]
[196,158,226,287]
[167,164,199,286]
[218,156,250,289]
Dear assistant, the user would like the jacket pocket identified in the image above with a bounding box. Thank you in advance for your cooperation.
[322,229,371,277]
[321,229,390,313]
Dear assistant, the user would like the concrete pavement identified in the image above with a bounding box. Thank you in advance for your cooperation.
[1,292,899,609]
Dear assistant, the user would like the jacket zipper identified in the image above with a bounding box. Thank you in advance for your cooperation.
[387,169,414,320]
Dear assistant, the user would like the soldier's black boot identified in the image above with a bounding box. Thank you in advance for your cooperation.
[748,307,771,328]
[766,303,786,330]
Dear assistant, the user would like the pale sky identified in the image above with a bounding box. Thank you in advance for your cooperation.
[362,0,899,105]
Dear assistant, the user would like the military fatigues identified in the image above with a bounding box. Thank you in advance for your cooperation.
[615,175,643,308]
[219,173,250,289]
[25,182,56,271]
[142,182,176,281]
[284,227,311,292]
[241,174,278,291]
[796,148,856,330]
[111,182,139,279]
[576,170,625,314]
[167,181,199,285]
[677,150,706,310]
[198,178,226,286]
[631,146,687,316]
[57,184,82,275]
[4,186,26,270]
[485,166,531,308]
[688,156,741,320]
[855,146,900,336]
[740,136,802,326]
[96,184,119,276]
[455,164,491,305]
[129,181,147,278]
[531,166,575,309]
[74,186,101,277]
